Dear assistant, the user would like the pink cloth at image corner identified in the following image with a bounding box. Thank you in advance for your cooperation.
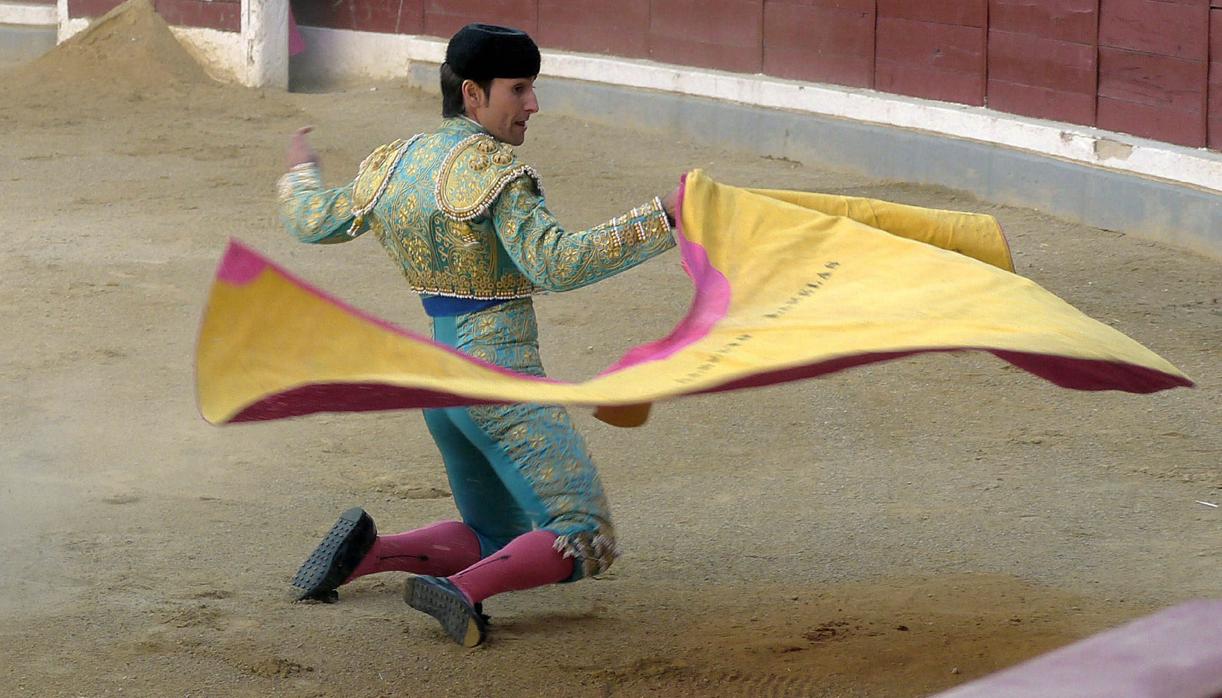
[289,10,305,56]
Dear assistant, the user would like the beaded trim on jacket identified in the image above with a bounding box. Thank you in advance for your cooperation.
[435,134,543,222]
[398,269,536,301]
[346,134,422,236]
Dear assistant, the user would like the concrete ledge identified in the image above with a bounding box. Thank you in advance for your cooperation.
[0,23,55,65]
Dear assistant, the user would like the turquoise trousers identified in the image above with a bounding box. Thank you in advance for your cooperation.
[424,299,618,580]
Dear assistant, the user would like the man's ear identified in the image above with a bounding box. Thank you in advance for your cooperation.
[461,79,485,113]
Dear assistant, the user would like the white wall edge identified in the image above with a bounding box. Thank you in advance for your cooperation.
[296,26,411,82]
[0,1,56,25]
[301,28,1221,194]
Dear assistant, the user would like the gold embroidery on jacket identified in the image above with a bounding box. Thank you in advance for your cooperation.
[436,134,543,222]
[348,135,421,236]
[303,123,667,301]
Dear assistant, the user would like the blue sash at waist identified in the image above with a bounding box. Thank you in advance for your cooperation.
[420,295,511,317]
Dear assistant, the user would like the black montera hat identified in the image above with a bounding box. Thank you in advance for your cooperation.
[445,23,540,81]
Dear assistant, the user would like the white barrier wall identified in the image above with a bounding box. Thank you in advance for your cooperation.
[0,0,56,25]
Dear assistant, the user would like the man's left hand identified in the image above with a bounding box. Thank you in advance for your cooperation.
[286,126,319,169]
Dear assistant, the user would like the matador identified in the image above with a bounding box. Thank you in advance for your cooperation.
[276,23,680,647]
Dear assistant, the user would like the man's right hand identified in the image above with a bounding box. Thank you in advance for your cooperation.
[661,182,681,226]
[286,126,319,169]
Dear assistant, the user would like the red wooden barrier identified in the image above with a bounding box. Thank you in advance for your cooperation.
[536,0,650,58]
[988,0,1097,43]
[69,0,126,17]
[1097,0,1209,147]
[1098,49,1209,147]
[876,0,985,26]
[988,31,1097,125]
[1210,8,1222,148]
[649,0,763,74]
[875,0,987,106]
[293,1,423,35]
[762,0,875,88]
[986,0,1097,125]
[422,0,537,39]
[69,0,239,32]
[156,0,239,32]
[1099,0,1209,62]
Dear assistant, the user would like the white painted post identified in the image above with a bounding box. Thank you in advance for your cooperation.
[55,0,90,43]
[56,0,72,42]
[242,0,288,89]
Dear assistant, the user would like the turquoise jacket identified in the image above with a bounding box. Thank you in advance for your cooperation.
[277,117,674,299]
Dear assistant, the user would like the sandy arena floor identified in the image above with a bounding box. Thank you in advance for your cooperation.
[1,6,1219,697]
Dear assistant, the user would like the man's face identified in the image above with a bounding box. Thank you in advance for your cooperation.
[467,77,539,146]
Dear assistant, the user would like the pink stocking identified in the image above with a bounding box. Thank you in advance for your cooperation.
[448,529,574,604]
[346,520,482,581]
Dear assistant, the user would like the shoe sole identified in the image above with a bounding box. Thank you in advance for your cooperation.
[404,577,483,648]
[290,507,369,601]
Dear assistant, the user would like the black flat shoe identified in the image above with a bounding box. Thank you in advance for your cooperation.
[291,507,376,601]
[403,575,487,648]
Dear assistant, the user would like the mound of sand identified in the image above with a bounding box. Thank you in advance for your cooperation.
[0,0,305,129]
[7,0,211,98]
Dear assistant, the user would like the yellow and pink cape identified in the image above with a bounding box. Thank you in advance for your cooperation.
[196,170,1190,427]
